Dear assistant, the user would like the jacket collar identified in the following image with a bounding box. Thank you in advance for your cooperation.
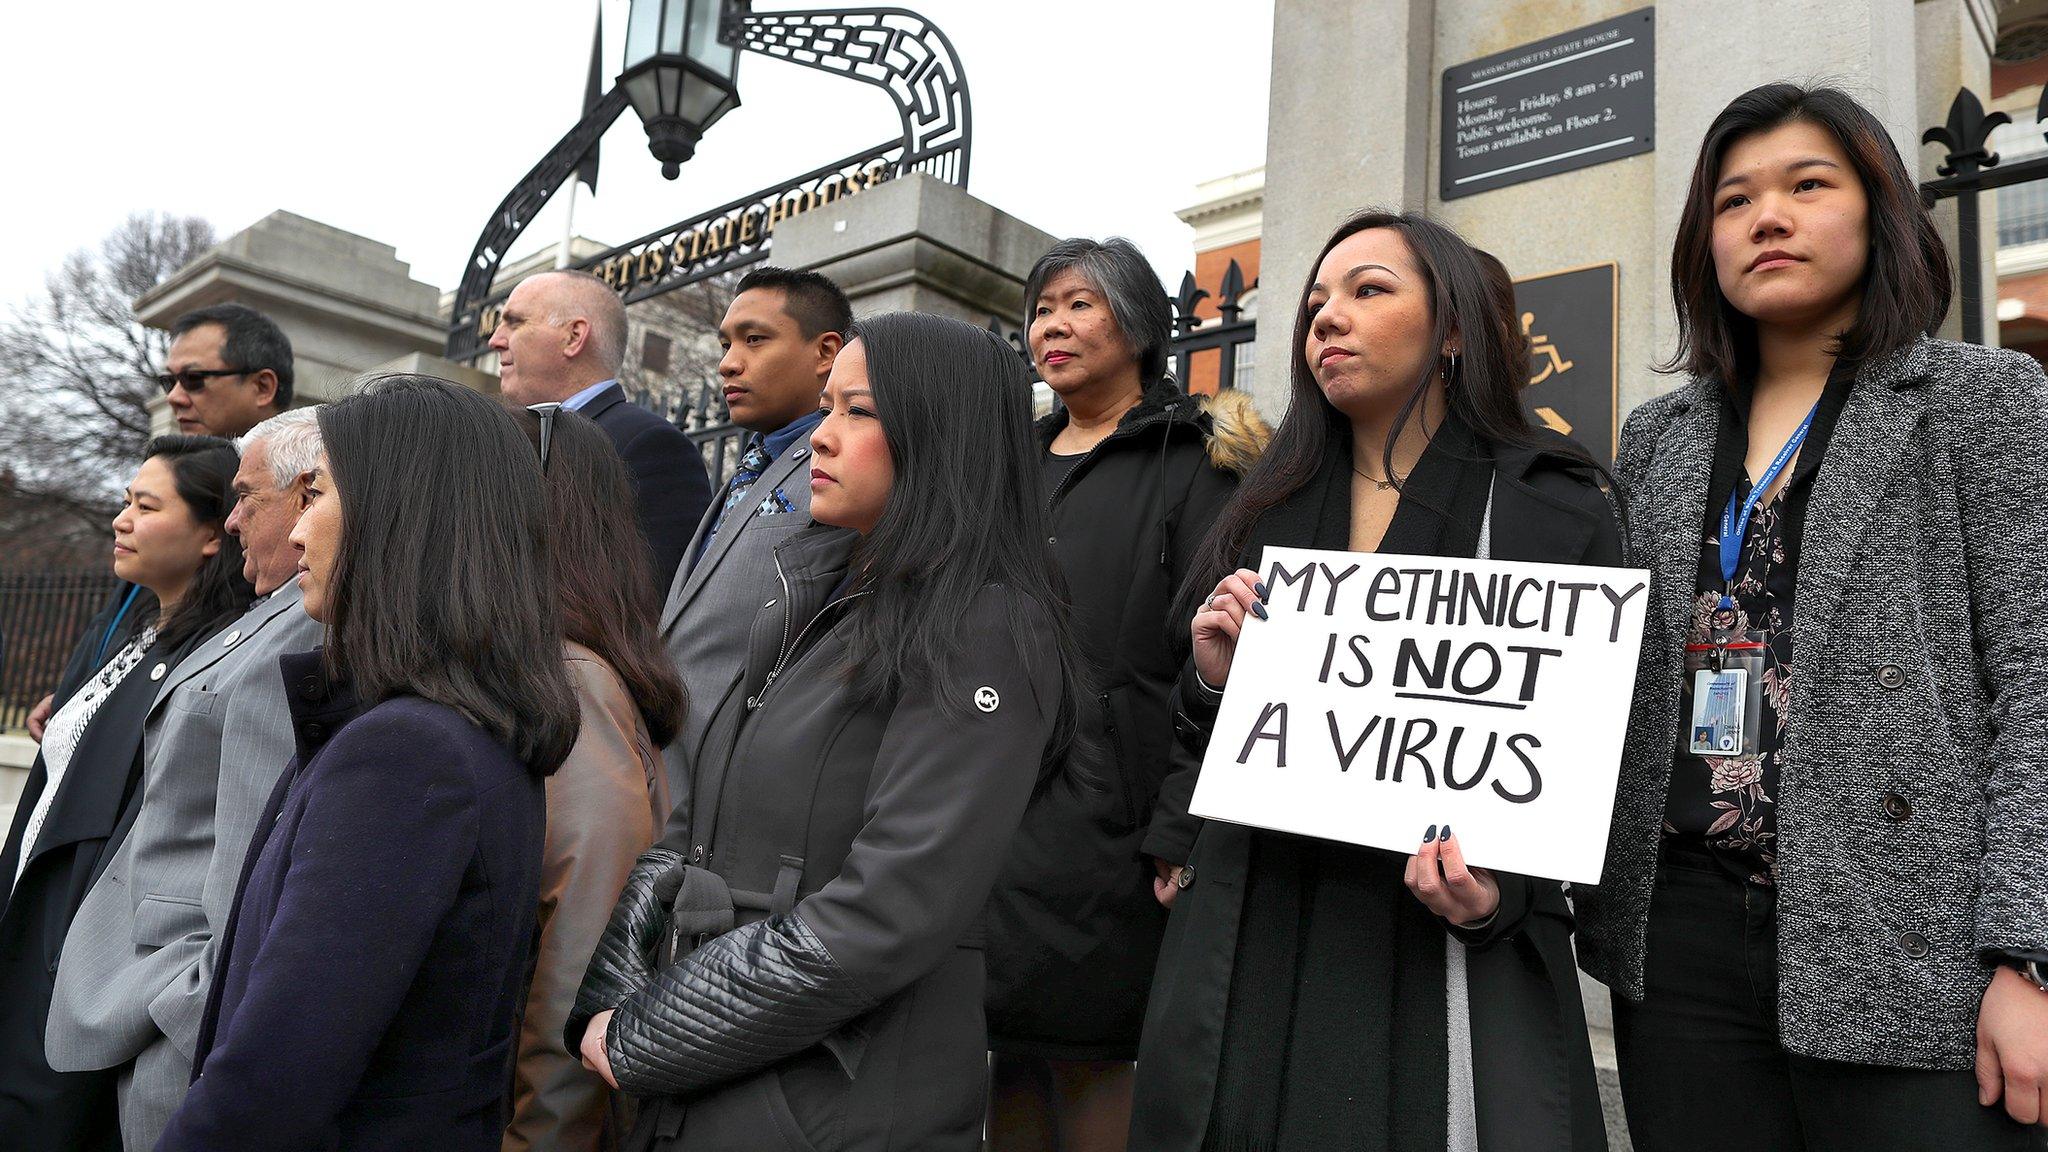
[149,579,309,714]
[1035,378,1199,448]
[572,381,627,419]
[1666,334,1934,416]
[278,649,365,766]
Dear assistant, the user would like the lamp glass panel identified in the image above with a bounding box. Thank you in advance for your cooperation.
[679,73,735,124]
[624,69,662,119]
[657,64,681,115]
[659,0,687,55]
[624,0,661,67]
[686,3,736,77]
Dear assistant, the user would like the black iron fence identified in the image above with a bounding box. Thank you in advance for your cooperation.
[0,570,119,731]
[1921,84,2048,345]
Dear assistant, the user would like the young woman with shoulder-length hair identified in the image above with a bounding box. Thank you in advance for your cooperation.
[158,376,579,1152]
[509,403,684,1151]
[0,434,252,1152]
[1129,210,1616,1152]
[569,311,1090,1152]
[1577,82,2048,1149]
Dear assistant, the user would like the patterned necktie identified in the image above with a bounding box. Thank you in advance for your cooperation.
[698,435,774,566]
[720,435,771,517]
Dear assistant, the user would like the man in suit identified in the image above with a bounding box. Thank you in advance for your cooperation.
[659,266,850,802]
[45,407,326,1151]
[26,303,296,744]
[490,268,712,590]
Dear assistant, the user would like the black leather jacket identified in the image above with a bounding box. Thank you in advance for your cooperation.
[572,524,1062,1151]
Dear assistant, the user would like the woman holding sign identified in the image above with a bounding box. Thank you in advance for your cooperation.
[1128,210,1619,1152]
[1580,83,2048,1148]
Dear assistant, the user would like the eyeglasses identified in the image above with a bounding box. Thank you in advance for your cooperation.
[528,402,563,474]
[154,368,259,395]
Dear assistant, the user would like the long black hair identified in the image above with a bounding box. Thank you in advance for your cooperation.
[315,376,580,774]
[1186,210,1553,598]
[836,311,1089,782]
[141,433,255,650]
[514,405,685,747]
[1664,83,1950,384]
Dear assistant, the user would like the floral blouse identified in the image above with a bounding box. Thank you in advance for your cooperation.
[1668,497,1792,885]
[1664,365,1853,886]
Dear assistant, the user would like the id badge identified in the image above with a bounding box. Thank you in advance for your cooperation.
[1688,667,1748,756]
[1681,634,1765,758]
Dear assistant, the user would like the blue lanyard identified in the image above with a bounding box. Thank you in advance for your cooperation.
[1718,403,1819,609]
[93,584,143,667]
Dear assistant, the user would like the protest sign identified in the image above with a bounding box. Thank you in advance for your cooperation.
[1187,546,1649,884]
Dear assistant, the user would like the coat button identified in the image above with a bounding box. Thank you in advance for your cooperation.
[1875,663,1906,690]
[1175,865,1196,890]
[221,629,242,648]
[1047,536,1057,546]
[303,722,325,742]
[299,676,324,700]
[149,663,167,681]
[1881,791,1912,822]
[1899,931,1931,959]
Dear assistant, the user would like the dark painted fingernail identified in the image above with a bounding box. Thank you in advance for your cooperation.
[1254,580,1269,600]
[1250,602,1269,621]
[1440,824,1452,840]
[1423,825,1437,843]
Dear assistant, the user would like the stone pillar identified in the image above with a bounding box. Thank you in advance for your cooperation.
[768,172,1058,328]
[1253,0,1438,417]
[133,211,447,428]
[1917,0,1999,344]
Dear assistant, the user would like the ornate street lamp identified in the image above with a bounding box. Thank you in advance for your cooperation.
[621,0,742,178]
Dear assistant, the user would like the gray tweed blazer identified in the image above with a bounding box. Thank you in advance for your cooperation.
[1577,335,2048,1071]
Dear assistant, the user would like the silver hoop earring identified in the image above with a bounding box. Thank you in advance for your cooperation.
[1441,351,1460,382]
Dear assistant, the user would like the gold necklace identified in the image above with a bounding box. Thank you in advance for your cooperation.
[1351,465,1399,491]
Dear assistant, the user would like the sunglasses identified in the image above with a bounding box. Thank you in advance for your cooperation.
[154,368,259,395]
[528,402,563,474]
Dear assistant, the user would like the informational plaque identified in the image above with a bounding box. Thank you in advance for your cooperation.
[1514,262,1619,460]
[1441,8,1655,200]
[1187,547,1650,885]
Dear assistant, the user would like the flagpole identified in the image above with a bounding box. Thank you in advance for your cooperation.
[556,178,578,269]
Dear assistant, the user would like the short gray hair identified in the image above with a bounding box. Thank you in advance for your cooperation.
[538,269,628,377]
[238,406,324,488]
[1024,237,1173,384]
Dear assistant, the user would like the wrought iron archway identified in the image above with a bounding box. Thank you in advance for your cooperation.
[446,2,973,362]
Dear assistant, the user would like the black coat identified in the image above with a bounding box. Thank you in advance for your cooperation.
[1129,429,1616,1152]
[0,608,222,1152]
[570,524,1063,1151]
[157,652,547,1152]
[583,383,714,594]
[984,382,1266,1059]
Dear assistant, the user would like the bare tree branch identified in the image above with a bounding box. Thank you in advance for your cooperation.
[0,212,216,555]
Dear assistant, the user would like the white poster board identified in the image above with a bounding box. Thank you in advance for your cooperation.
[1188,546,1650,884]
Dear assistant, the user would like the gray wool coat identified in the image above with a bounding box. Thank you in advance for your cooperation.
[1576,335,2048,1071]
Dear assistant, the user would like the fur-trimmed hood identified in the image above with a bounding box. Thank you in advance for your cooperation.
[1193,388,1270,476]
[1035,380,1273,476]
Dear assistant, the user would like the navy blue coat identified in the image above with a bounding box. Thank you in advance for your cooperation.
[581,383,713,594]
[157,651,546,1152]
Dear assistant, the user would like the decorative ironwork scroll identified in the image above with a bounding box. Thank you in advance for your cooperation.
[447,3,973,361]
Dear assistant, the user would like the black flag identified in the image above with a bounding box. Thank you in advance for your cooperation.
[574,6,603,193]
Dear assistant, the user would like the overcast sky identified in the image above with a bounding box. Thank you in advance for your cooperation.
[0,0,1273,313]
